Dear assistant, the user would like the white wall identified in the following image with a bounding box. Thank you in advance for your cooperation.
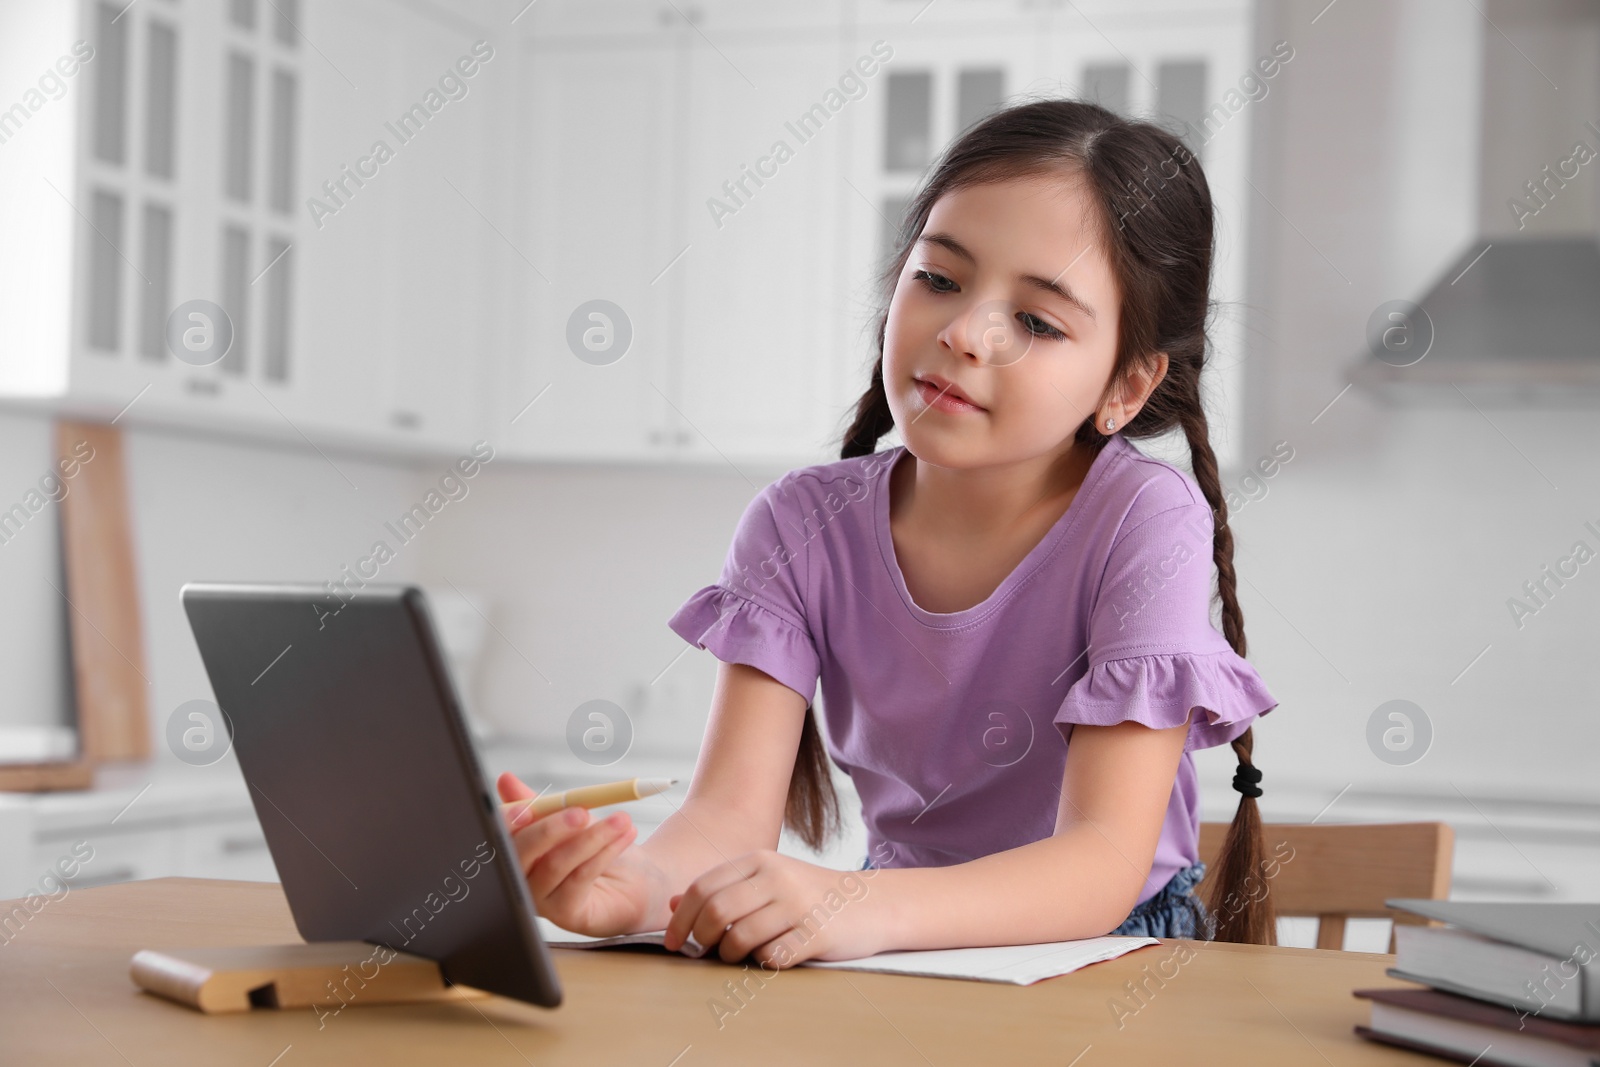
[0,407,426,756]
[409,455,799,768]
[1234,0,1600,810]
[0,401,794,777]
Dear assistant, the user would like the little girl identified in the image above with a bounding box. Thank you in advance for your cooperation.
[498,99,1280,967]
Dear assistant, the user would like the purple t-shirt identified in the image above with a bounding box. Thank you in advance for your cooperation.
[667,433,1279,907]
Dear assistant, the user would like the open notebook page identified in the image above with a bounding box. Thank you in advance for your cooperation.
[535,917,1158,985]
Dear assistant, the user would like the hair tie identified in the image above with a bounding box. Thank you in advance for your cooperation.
[1231,762,1263,798]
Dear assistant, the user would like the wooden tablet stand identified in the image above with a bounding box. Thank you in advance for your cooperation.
[130,943,489,1015]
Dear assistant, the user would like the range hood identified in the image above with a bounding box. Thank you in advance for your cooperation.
[1347,0,1600,406]
[1349,236,1600,404]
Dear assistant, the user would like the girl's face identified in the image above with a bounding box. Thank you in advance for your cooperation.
[883,171,1158,470]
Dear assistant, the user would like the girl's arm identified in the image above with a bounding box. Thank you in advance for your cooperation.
[865,717,1192,949]
[630,660,810,929]
[663,715,1191,962]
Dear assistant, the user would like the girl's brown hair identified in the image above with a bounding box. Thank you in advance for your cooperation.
[782,98,1275,946]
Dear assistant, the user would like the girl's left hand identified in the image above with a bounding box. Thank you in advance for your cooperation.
[662,850,883,967]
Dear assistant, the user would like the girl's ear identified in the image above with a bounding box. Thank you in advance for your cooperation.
[1135,351,1170,408]
[1106,352,1170,426]
[1144,351,1170,395]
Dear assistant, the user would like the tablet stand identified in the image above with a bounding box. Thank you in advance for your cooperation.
[130,942,489,1015]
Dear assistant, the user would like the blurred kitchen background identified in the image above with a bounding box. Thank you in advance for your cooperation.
[1,0,1597,949]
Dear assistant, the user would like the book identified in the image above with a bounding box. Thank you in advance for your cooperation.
[535,916,1159,985]
[1386,900,1600,1023]
[1353,986,1600,1067]
[1392,925,1587,1021]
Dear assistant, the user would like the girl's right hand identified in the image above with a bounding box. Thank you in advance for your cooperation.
[495,771,667,937]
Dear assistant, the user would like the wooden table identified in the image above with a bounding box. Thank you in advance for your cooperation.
[2,877,1431,1065]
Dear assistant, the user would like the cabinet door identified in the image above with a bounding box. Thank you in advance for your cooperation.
[34,827,179,889]
[355,10,499,453]
[669,32,853,467]
[501,36,682,461]
[65,0,291,434]
[285,0,497,452]
[54,0,497,453]
[179,817,278,882]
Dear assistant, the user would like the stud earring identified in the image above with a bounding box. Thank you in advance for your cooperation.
[1103,416,1116,431]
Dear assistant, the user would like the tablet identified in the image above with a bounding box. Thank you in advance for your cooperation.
[180,581,561,1008]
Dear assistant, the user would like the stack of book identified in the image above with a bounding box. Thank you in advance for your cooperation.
[1352,899,1600,1067]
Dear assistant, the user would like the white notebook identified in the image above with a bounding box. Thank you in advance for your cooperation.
[535,916,1158,985]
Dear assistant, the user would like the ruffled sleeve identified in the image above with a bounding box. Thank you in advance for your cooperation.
[1055,650,1278,752]
[666,475,822,704]
[667,586,821,704]
[1054,500,1278,751]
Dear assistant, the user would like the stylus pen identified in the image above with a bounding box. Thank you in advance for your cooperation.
[504,777,678,820]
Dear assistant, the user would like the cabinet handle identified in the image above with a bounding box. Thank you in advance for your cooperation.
[221,835,269,854]
[66,866,138,889]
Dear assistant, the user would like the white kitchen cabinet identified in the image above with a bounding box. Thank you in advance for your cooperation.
[288,0,501,453]
[669,33,854,466]
[500,33,682,461]
[503,6,858,467]
[0,0,298,433]
[26,0,318,435]
[0,759,272,901]
[177,816,277,882]
[518,1,843,41]
[0,0,499,458]
[512,0,675,39]
[33,825,180,890]
[17,810,275,893]
[3,0,1256,468]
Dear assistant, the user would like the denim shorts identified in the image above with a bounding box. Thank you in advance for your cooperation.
[1109,862,1214,939]
[859,857,1214,940]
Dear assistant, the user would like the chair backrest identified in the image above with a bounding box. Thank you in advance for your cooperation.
[1195,821,1454,951]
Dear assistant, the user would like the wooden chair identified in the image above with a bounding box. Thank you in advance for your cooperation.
[1195,822,1454,952]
